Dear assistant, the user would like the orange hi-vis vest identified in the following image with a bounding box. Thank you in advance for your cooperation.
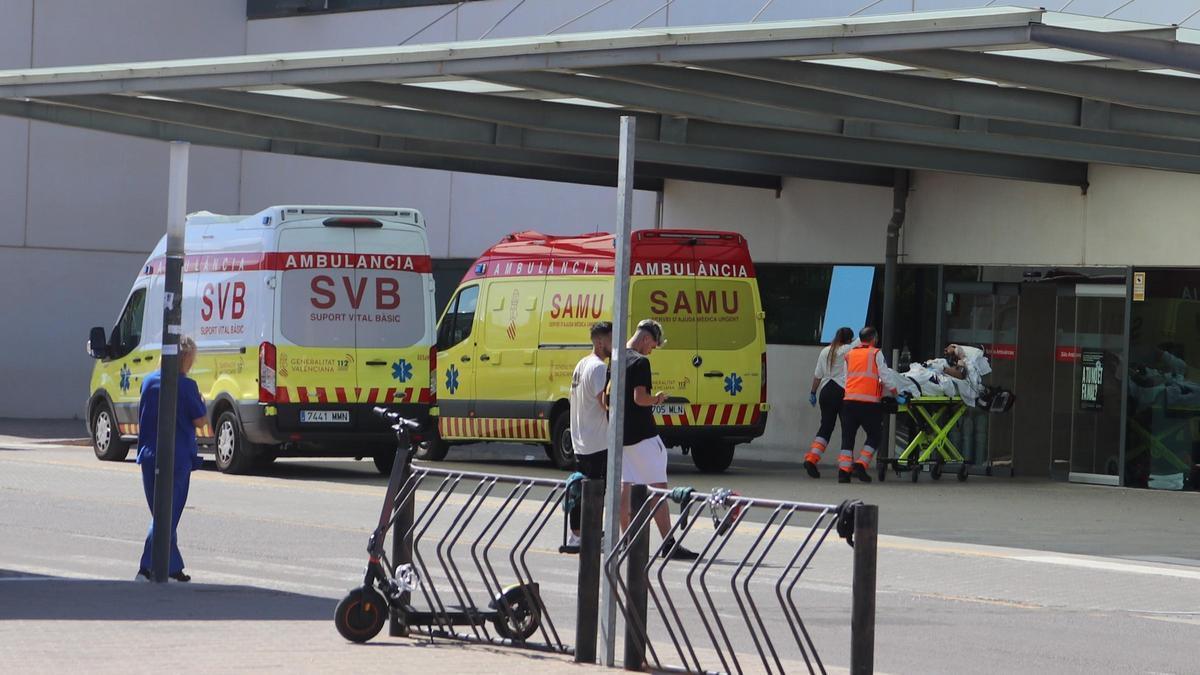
[844,346,883,403]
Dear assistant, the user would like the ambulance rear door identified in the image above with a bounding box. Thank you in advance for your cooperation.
[275,225,359,412]
[477,276,544,426]
[352,220,433,407]
[630,232,699,423]
[691,234,763,427]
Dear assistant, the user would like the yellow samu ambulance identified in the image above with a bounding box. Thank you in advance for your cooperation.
[85,205,436,474]
[429,229,768,473]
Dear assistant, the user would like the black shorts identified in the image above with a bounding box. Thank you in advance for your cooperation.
[575,450,608,480]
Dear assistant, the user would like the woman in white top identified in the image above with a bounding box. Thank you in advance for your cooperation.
[804,327,857,478]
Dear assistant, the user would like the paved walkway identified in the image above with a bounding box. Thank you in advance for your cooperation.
[0,576,594,674]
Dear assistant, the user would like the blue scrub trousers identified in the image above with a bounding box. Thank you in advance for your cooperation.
[139,458,191,575]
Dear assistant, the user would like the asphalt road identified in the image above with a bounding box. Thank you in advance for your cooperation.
[2,441,1199,674]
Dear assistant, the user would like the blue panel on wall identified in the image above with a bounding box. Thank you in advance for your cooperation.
[821,265,875,343]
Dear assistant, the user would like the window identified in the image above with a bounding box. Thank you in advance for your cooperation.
[109,288,146,359]
[437,285,478,351]
[247,0,480,19]
[432,259,473,318]
[756,264,833,346]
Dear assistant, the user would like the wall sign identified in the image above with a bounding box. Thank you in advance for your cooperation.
[1080,350,1104,411]
[1133,272,1146,302]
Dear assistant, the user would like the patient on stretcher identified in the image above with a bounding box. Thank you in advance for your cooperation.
[884,344,992,407]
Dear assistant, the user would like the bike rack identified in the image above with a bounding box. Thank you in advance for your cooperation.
[603,486,877,675]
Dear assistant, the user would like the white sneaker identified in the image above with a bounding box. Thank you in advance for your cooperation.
[134,569,151,582]
[566,531,581,547]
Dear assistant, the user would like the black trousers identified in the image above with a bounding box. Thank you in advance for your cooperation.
[815,382,845,443]
[839,401,883,453]
[569,450,607,531]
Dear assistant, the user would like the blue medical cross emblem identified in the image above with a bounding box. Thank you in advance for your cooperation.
[445,364,461,395]
[391,359,412,383]
[724,372,743,397]
[119,365,132,394]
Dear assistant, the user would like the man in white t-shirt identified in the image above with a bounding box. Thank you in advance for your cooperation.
[566,321,612,548]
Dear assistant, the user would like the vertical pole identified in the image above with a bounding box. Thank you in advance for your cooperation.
[151,141,188,583]
[1117,266,1132,487]
[575,479,605,663]
[603,115,636,666]
[850,504,879,675]
[881,170,910,466]
[390,463,414,637]
[623,484,650,671]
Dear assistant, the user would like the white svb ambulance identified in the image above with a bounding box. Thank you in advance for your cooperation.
[85,205,437,474]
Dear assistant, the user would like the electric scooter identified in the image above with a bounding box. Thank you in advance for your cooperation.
[333,407,543,644]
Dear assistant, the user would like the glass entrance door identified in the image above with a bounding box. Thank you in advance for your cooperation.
[1050,284,1127,485]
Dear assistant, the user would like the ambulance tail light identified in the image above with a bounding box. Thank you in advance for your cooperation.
[259,341,277,403]
[428,346,438,405]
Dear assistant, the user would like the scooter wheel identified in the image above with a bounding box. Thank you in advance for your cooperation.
[492,586,542,642]
[335,587,388,643]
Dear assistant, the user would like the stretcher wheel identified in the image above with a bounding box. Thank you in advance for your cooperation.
[877,464,887,482]
[910,465,920,482]
[931,463,943,481]
[957,465,969,482]
[335,586,388,643]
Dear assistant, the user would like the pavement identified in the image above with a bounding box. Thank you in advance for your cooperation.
[2,418,1199,674]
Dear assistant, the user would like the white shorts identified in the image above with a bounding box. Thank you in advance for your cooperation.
[621,436,668,484]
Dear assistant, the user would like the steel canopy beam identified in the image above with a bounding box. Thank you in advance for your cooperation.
[1030,24,1200,76]
[310,82,894,186]
[877,49,1200,117]
[0,97,669,190]
[703,58,1200,146]
[576,64,1200,170]
[0,23,1037,99]
[480,71,1087,185]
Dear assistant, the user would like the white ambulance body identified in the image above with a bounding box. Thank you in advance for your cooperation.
[86,205,436,474]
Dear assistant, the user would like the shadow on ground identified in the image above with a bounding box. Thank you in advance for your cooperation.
[0,572,333,621]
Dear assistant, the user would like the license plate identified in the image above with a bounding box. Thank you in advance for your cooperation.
[653,404,685,416]
[301,410,350,423]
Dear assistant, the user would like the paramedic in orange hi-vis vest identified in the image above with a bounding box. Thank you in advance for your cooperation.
[837,326,897,484]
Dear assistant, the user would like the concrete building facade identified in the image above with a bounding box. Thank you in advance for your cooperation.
[5,1,1200,489]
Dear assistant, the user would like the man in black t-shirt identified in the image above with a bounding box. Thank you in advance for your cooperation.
[613,319,699,562]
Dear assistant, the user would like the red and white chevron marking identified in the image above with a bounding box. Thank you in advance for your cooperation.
[275,387,432,404]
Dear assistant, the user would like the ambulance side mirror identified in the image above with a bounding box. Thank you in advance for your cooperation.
[87,327,108,359]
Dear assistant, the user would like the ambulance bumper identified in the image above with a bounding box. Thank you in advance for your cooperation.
[660,411,768,447]
[239,402,433,452]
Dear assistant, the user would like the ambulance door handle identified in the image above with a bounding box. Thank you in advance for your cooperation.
[132,358,142,363]
[703,371,724,378]
[478,354,491,362]
[460,356,471,363]
[365,360,388,366]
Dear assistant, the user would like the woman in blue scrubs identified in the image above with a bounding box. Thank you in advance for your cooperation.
[136,335,207,582]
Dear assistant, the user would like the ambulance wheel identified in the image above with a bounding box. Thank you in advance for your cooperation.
[414,429,449,462]
[372,446,397,475]
[334,586,388,643]
[546,412,574,470]
[91,402,130,462]
[691,443,736,474]
[214,410,259,474]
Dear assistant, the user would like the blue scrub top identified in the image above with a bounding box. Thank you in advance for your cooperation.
[137,370,207,466]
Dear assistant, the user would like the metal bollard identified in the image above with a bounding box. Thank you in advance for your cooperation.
[575,479,605,663]
[850,503,879,675]
[624,484,650,671]
[390,463,414,638]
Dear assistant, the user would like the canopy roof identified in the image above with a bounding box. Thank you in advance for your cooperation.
[6,6,1200,191]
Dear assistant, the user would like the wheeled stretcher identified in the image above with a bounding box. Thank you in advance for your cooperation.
[877,396,971,483]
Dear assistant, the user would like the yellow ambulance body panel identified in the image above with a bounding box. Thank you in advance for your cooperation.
[433,230,767,473]
[86,206,436,474]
